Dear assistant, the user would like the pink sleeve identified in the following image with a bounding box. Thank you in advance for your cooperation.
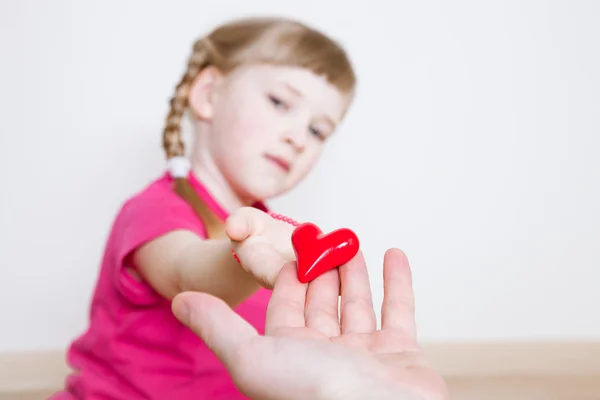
[112,196,206,305]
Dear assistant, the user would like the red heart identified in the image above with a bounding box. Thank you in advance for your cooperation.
[291,222,360,283]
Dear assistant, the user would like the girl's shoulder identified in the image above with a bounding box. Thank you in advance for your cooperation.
[118,172,201,224]
[106,172,208,263]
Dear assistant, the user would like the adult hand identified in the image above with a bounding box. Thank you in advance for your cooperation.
[172,248,448,400]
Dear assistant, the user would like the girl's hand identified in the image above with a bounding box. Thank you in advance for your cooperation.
[172,248,449,400]
[225,207,297,289]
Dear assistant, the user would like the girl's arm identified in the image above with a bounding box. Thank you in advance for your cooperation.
[133,230,261,308]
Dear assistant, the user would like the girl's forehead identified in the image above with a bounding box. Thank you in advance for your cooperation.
[231,64,328,88]
[230,64,349,112]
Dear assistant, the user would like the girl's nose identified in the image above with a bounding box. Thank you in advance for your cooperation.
[282,127,308,152]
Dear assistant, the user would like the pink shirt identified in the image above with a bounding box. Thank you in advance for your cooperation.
[52,172,272,399]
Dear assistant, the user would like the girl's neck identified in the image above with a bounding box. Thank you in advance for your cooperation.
[188,120,256,213]
[190,156,253,213]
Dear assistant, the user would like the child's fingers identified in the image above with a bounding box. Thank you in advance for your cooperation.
[265,262,307,334]
[225,207,266,242]
[172,291,258,366]
[235,241,287,288]
[381,248,417,338]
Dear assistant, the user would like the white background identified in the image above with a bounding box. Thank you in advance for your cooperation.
[1,0,599,352]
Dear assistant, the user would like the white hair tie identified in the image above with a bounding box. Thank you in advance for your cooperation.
[167,156,191,178]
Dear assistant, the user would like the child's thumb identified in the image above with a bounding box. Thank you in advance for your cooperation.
[225,207,265,242]
[172,292,258,366]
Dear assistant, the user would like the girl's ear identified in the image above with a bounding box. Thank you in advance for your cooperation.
[188,66,223,121]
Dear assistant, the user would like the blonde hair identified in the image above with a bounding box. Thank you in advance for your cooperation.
[162,16,356,235]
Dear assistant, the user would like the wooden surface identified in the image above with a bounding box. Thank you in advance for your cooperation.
[3,376,600,400]
[2,343,600,399]
[448,375,600,400]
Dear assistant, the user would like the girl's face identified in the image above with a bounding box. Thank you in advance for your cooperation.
[189,63,350,203]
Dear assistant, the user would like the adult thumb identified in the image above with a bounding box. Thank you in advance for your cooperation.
[172,292,258,366]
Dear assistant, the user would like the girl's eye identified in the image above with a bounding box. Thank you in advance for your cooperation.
[269,95,288,110]
[309,126,325,140]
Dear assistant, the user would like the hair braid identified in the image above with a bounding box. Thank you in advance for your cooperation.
[163,41,209,158]
[163,39,224,238]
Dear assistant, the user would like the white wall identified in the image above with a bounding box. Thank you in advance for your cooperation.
[1,0,599,352]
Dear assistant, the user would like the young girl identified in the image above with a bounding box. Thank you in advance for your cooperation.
[52,16,357,399]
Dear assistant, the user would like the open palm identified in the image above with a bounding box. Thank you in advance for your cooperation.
[172,248,448,400]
